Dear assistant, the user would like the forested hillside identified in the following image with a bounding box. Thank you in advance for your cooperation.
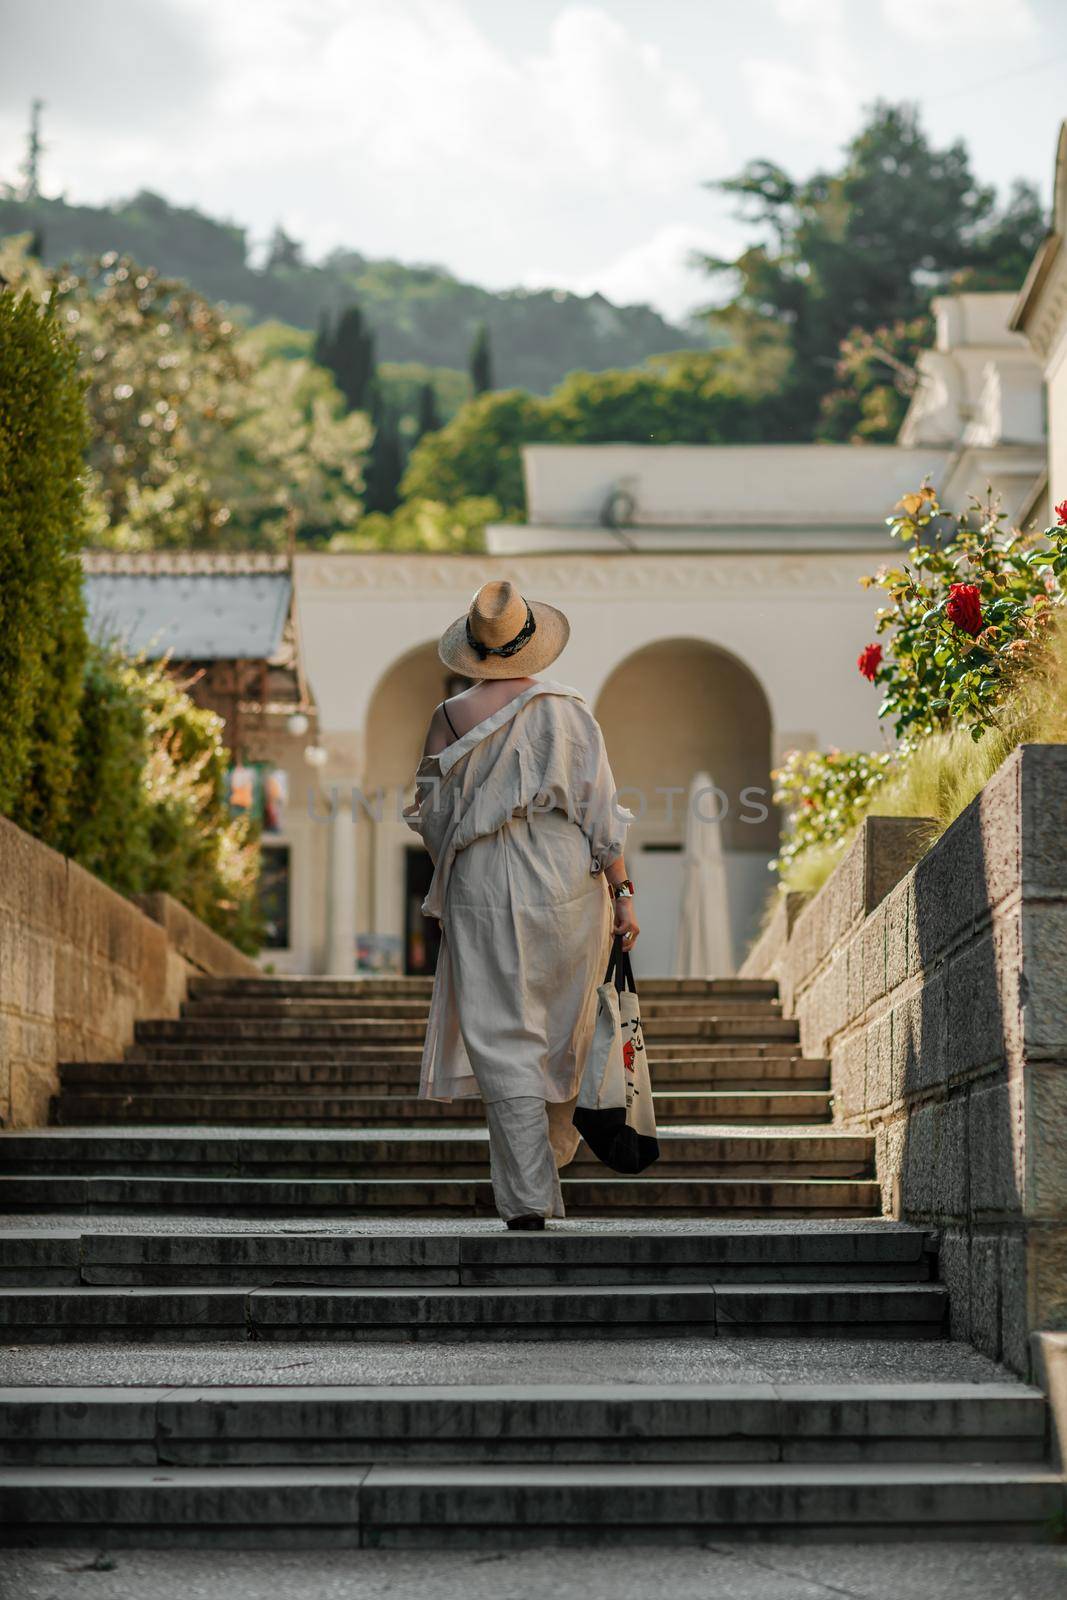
[0,190,705,392]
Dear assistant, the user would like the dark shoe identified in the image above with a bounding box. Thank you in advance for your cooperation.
[506,1214,546,1231]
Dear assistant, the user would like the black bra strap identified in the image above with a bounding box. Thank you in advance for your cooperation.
[440,700,460,739]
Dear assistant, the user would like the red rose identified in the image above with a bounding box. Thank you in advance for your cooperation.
[857,643,882,681]
[1055,499,1067,526]
[946,583,983,637]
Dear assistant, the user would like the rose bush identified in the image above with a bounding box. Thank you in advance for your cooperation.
[771,489,1067,893]
[857,485,1067,744]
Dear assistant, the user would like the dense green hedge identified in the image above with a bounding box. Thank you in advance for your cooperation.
[0,289,89,842]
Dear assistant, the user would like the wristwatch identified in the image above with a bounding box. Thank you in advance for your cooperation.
[609,878,636,900]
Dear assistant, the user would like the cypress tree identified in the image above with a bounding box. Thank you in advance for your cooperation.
[363,387,404,515]
[312,309,333,369]
[469,321,494,395]
[0,289,89,839]
[319,305,376,414]
[414,379,440,441]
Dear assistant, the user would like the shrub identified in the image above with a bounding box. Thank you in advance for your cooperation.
[772,491,1067,894]
[771,748,895,881]
[0,288,89,841]
[65,646,263,953]
[330,494,500,553]
[860,486,1067,744]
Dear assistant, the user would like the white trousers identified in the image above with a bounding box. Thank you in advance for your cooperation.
[484,1096,581,1221]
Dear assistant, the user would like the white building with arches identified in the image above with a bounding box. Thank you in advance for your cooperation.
[289,295,1044,977]
[82,290,1046,977]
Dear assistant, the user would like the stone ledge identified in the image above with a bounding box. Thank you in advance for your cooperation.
[1030,1329,1067,1469]
[0,818,260,1129]
[131,895,259,979]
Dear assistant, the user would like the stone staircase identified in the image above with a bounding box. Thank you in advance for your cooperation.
[0,974,1061,1546]
[31,974,874,1218]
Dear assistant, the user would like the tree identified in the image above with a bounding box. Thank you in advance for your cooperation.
[952,179,1046,293]
[0,284,89,840]
[414,379,440,441]
[701,101,1046,437]
[264,225,303,272]
[363,390,405,515]
[399,351,786,520]
[207,329,371,545]
[315,304,376,413]
[47,250,248,547]
[332,495,499,554]
[0,238,369,549]
[469,321,494,394]
[402,388,551,516]
[17,99,45,201]
[817,315,933,443]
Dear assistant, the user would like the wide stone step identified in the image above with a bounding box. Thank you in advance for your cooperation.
[0,1383,1042,1466]
[0,1461,1057,1546]
[134,1016,801,1044]
[190,977,437,999]
[0,1281,949,1342]
[123,1040,807,1064]
[181,997,783,1022]
[0,1225,935,1287]
[50,1091,833,1128]
[187,976,780,1002]
[60,1055,830,1090]
[0,1175,882,1216]
[0,1127,873,1179]
[125,1045,427,1066]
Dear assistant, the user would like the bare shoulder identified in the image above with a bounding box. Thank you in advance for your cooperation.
[422,703,453,759]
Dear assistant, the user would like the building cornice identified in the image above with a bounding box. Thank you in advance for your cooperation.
[1010,234,1067,360]
[82,551,290,576]
[294,549,880,596]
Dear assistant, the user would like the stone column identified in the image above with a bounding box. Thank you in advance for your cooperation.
[325,791,356,976]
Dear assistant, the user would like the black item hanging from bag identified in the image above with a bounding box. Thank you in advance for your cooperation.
[572,935,660,1175]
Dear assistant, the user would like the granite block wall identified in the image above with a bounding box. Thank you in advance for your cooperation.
[743,745,1067,1373]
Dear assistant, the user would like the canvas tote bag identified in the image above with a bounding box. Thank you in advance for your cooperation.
[573,935,660,1174]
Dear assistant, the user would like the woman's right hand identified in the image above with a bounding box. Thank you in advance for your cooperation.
[613,896,639,948]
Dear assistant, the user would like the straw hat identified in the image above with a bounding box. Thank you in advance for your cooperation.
[438,579,570,679]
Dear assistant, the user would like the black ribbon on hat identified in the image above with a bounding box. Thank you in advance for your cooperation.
[466,601,537,661]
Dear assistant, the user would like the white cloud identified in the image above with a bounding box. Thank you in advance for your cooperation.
[775,0,845,24]
[523,222,740,322]
[881,0,1036,41]
[741,47,860,144]
[0,0,728,286]
[127,1,727,234]
[741,0,862,146]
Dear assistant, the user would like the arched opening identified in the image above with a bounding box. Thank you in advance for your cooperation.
[361,641,460,976]
[595,638,776,973]
[365,641,454,789]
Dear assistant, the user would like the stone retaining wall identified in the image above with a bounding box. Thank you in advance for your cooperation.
[0,815,258,1129]
[742,744,1067,1373]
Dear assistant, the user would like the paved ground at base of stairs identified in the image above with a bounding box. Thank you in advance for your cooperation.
[0,1337,1013,1387]
[2,1543,1066,1600]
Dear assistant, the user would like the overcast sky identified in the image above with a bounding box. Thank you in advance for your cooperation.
[0,0,1063,321]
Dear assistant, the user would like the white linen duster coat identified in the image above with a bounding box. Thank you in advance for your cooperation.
[404,681,629,1104]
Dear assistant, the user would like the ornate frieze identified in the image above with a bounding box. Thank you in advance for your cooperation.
[295,550,875,597]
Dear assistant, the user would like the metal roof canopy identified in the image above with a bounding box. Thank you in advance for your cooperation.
[84,571,292,662]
